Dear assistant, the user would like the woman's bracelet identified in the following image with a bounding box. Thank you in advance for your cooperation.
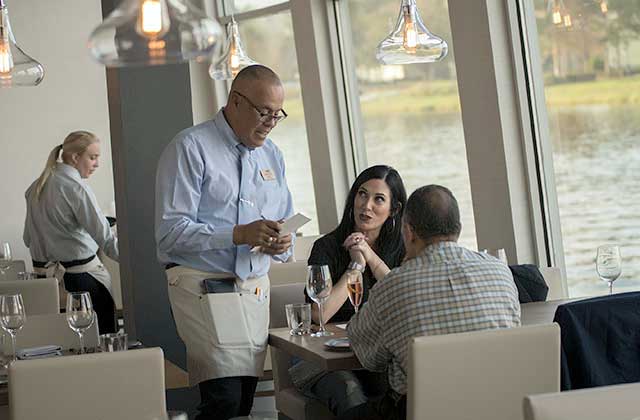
[348,261,365,273]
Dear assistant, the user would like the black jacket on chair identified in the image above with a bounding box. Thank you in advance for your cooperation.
[509,264,549,303]
[553,292,640,390]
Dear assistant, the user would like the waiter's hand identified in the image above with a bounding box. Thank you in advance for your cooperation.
[262,233,292,256]
[233,219,281,248]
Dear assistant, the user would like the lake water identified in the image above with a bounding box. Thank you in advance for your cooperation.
[274,104,640,298]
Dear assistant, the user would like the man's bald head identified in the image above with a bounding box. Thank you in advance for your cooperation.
[223,65,285,149]
[405,185,461,242]
[229,64,282,95]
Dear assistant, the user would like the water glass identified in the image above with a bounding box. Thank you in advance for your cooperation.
[0,294,26,363]
[596,244,622,295]
[99,332,128,352]
[285,303,311,336]
[306,265,333,337]
[0,242,12,278]
[66,292,95,354]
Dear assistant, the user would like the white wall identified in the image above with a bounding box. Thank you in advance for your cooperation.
[0,0,113,268]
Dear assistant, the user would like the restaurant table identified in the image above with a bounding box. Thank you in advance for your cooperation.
[268,299,575,372]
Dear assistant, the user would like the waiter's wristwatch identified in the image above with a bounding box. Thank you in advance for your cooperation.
[348,261,365,273]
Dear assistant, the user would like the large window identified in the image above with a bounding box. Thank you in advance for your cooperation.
[336,0,477,250]
[531,0,640,296]
[226,7,319,235]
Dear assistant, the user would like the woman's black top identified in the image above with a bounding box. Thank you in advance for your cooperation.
[304,232,404,322]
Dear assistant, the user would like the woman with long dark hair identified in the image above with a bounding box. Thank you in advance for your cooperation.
[291,165,407,416]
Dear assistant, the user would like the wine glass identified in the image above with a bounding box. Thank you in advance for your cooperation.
[346,270,363,313]
[0,242,12,278]
[596,245,622,295]
[0,294,26,363]
[306,265,334,337]
[66,292,95,354]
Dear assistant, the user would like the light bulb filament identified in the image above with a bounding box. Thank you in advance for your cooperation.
[0,33,13,74]
[137,0,169,40]
[600,0,608,14]
[230,51,240,70]
[402,6,418,53]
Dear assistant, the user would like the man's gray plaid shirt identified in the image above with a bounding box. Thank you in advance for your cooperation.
[347,241,521,395]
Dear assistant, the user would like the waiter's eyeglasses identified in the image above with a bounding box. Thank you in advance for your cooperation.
[233,90,288,124]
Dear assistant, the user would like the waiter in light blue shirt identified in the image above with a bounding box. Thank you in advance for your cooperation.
[155,65,294,420]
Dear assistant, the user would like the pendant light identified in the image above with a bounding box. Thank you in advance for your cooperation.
[209,16,257,80]
[376,0,447,65]
[88,0,223,67]
[0,0,44,87]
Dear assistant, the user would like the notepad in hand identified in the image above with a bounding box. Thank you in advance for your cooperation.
[251,213,312,253]
[17,345,62,360]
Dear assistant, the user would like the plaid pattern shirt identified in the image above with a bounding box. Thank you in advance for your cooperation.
[347,241,521,395]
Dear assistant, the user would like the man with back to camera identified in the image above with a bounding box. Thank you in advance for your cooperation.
[342,184,521,420]
[155,65,294,420]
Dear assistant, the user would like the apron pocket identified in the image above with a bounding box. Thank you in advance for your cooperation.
[202,293,252,347]
[168,282,209,349]
[240,293,269,349]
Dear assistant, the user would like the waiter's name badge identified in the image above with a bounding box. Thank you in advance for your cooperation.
[260,169,276,181]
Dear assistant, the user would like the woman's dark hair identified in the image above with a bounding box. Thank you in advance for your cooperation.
[332,165,407,265]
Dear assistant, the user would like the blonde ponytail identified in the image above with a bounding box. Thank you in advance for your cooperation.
[34,130,100,200]
[35,145,63,200]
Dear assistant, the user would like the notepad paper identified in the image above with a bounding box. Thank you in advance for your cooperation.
[251,213,311,253]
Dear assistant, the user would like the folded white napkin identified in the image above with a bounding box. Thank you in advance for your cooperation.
[17,345,62,359]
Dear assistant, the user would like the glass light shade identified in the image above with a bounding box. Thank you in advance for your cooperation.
[88,0,223,67]
[0,4,44,87]
[209,19,257,80]
[376,0,447,65]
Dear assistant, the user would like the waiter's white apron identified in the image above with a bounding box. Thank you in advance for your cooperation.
[34,256,113,309]
[166,266,270,386]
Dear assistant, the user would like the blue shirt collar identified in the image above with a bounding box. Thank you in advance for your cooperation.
[214,108,244,151]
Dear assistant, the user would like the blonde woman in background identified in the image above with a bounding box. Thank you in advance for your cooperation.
[23,131,118,333]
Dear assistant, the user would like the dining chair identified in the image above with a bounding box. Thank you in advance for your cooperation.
[538,266,567,300]
[269,260,309,286]
[292,235,320,262]
[9,347,166,420]
[0,278,59,315]
[523,382,640,420]
[1,312,99,355]
[408,324,561,420]
[553,292,640,390]
[0,260,26,281]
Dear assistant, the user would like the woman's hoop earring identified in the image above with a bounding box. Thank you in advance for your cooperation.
[392,217,396,230]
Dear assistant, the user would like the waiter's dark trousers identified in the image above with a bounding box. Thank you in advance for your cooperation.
[196,376,259,420]
[64,272,117,334]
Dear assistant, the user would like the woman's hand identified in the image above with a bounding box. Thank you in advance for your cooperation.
[345,232,391,282]
[344,232,373,264]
